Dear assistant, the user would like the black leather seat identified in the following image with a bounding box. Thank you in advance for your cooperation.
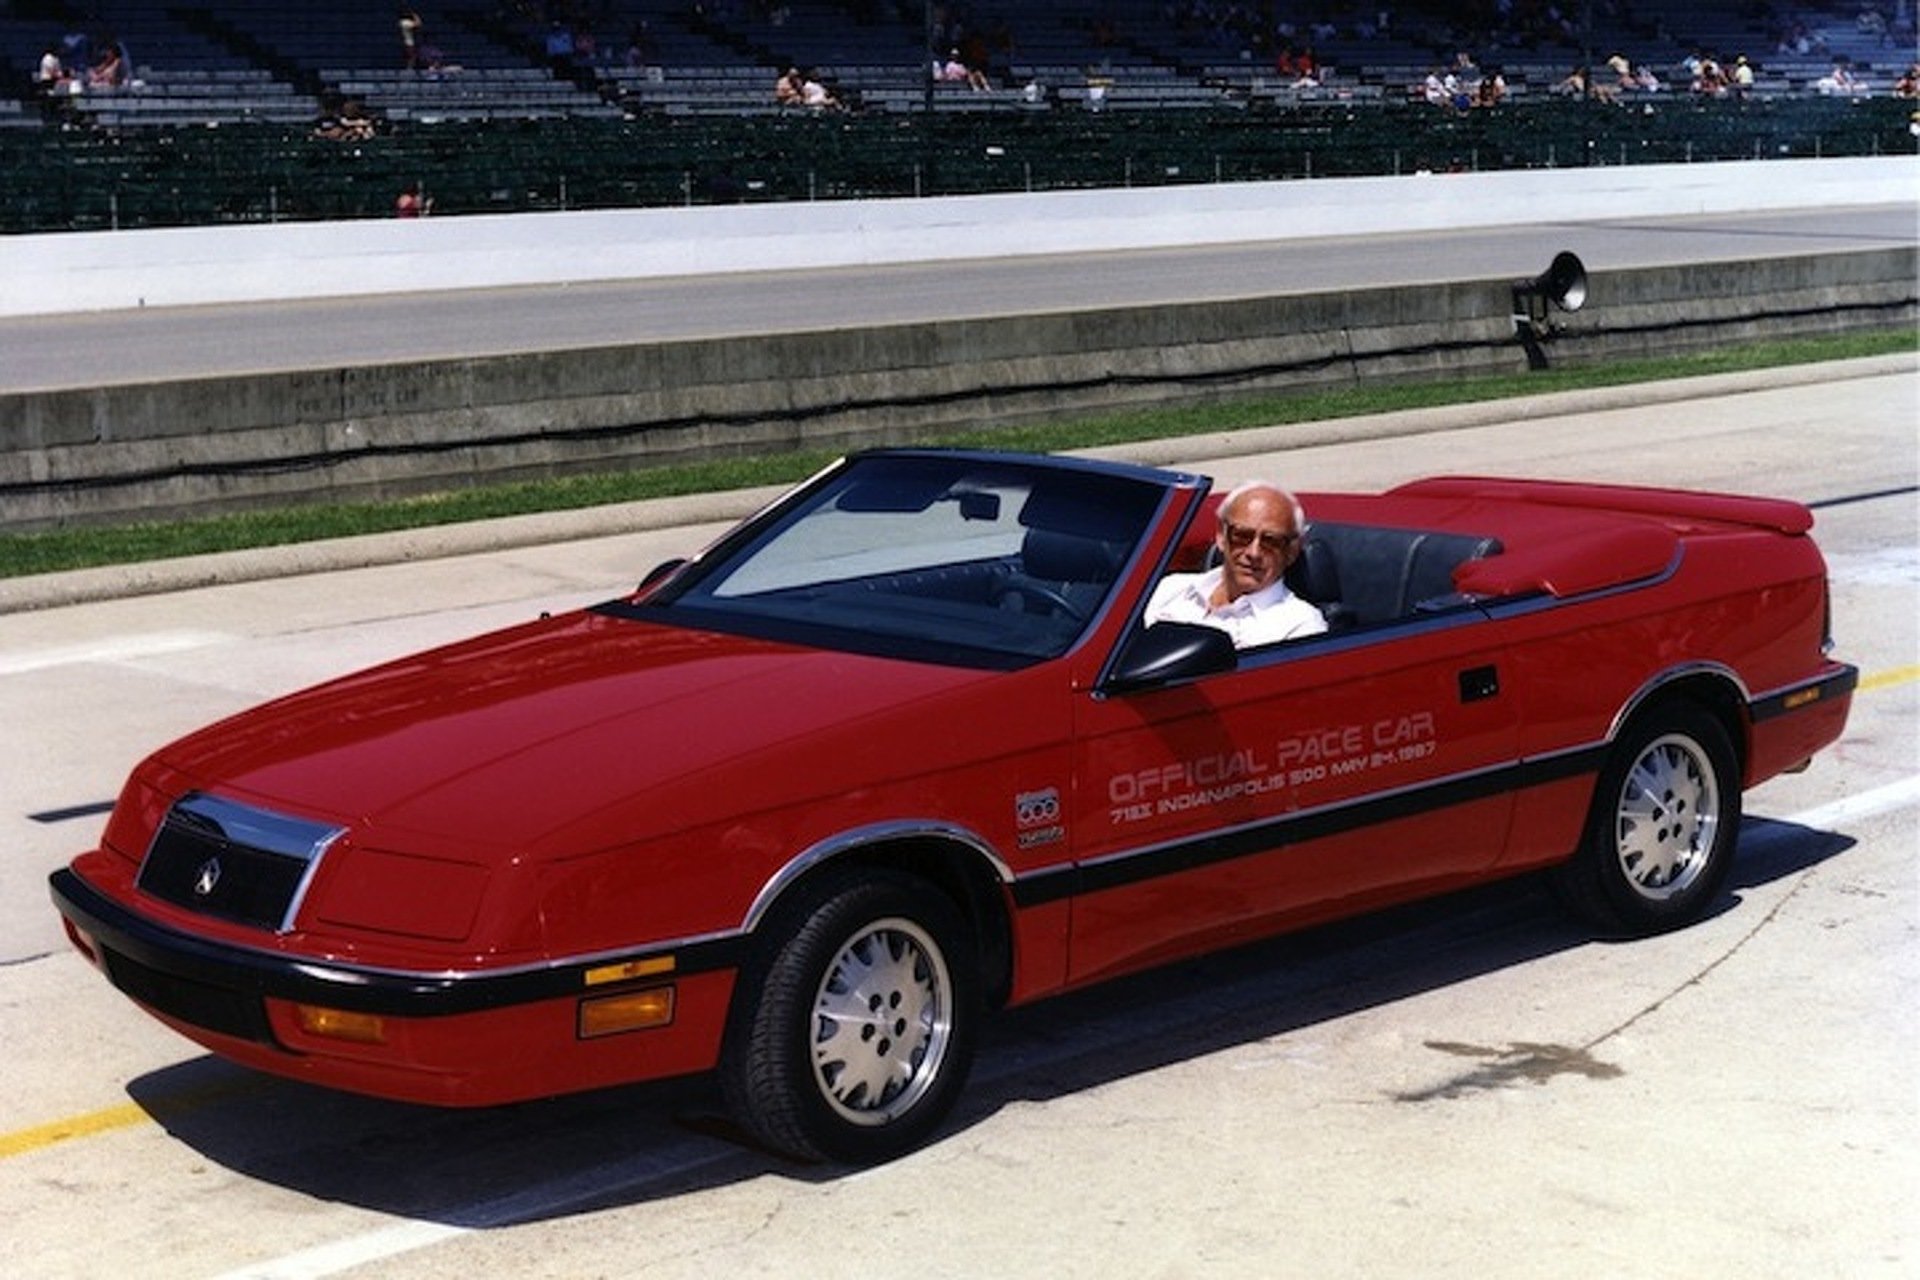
[1284,536,1356,631]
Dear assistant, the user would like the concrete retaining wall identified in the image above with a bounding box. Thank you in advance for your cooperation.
[2,243,1912,532]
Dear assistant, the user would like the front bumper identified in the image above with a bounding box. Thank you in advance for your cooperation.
[49,868,742,1106]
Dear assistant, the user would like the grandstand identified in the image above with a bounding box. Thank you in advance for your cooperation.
[1,1,1913,231]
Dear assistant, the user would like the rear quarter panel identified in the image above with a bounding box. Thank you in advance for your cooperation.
[1492,524,1837,866]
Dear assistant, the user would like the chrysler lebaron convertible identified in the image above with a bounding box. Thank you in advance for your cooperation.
[51,450,1856,1163]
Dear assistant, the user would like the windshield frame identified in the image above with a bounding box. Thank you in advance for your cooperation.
[608,450,1193,670]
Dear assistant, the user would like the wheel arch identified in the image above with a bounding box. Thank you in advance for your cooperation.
[741,822,1017,1008]
[1607,662,1752,778]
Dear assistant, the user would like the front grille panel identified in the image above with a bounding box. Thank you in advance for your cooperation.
[136,793,343,933]
[102,947,275,1044]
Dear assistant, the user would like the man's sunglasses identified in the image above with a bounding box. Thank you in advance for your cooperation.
[1223,522,1301,555]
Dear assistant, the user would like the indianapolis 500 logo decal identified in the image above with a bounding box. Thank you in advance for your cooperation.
[1015,787,1064,850]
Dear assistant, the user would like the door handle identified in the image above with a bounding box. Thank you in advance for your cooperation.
[1459,665,1500,702]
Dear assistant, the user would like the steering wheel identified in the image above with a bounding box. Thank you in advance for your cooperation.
[994,578,1087,622]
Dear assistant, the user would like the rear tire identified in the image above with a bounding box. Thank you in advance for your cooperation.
[1554,703,1741,935]
[720,868,978,1164]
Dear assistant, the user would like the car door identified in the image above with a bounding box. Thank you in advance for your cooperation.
[1064,613,1521,986]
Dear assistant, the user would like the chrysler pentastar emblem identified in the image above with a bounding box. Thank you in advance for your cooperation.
[192,858,223,897]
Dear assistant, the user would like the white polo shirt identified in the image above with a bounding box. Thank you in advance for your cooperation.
[1144,569,1328,649]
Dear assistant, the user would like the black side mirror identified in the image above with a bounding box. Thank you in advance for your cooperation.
[1105,622,1236,692]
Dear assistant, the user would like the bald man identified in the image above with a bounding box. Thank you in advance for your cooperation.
[1143,480,1327,648]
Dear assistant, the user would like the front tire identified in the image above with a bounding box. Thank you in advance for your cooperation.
[1554,703,1741,935]
[721,868,978,1164]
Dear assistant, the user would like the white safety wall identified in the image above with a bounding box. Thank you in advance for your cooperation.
[0,156,1912,318]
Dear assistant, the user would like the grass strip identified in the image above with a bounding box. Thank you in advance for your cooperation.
[2,329,1911,580]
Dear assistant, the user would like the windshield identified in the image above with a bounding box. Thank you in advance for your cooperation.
[645,454,1171,667]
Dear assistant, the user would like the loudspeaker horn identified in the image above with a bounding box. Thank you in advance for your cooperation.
[1512,250,1588,370]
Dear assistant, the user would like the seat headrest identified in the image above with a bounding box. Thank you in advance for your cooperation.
[1023,527,1123,583]
[1284,535,1342,604]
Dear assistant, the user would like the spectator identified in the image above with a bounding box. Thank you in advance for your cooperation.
[337,98,376,141]
[88,41,126,90]
[935,50,984,90]
[774,66,804,105]
[1729,54,1754,96]
[396,183,432,217]
[1550,65,1589,97]
[1289,45,1321,88]
[33,45,74,99]
[1816,59,1864,95]
[1894,63,1919,98]
[399,9,424,70]
[1690,55,1728,96]
[311,96,345,139]
[801,71,843,109]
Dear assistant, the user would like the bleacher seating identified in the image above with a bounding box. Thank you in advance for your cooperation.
[325,67,623,123]
[0,1,1909,232]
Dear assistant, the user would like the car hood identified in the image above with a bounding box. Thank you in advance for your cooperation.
[153,607,1004,858]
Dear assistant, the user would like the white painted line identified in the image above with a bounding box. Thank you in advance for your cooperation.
[0,630,233,676]
[1752,775,1920,832]
[211,1222,466,1280]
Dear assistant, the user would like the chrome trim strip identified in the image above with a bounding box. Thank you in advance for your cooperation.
[741,819,1015,935]
[1606,661,1751,742]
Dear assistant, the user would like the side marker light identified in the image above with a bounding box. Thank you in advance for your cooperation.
[584,956,675,987]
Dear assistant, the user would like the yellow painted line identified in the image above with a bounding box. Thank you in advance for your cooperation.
[0,1101,150,1158]
[6,663,1918,1163]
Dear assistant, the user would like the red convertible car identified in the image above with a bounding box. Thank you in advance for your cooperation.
[51,450,1855,1163]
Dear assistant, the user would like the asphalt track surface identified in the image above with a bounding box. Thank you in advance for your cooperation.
[0,203,1913,393]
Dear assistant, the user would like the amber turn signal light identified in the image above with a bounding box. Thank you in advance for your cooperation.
[578,986,676,1039]
[294,1004,388,1045]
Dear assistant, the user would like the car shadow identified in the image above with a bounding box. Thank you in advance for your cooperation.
[124,815,1853,1226]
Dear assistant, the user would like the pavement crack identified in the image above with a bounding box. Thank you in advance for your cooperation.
[1582,867,1817,1057]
